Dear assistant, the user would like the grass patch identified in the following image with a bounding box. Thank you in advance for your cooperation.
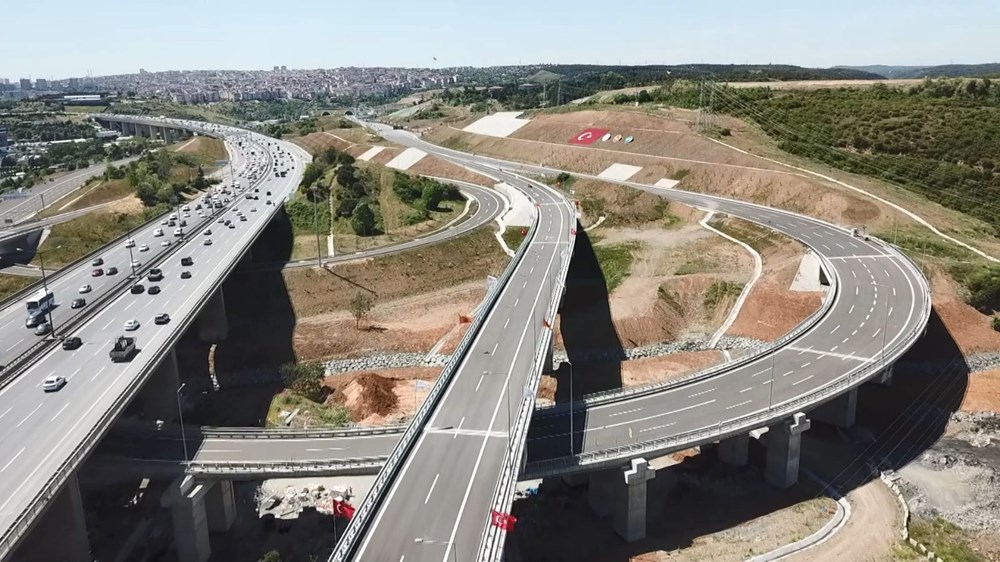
[0,275,37,301]
[503,226,529,252]
[908,516,986,562]
[704,280,744,309]
[171,136,228,164]
[64,106,106,114]
[593,241,642,292]
[879,227,980,263]
[46,179,134,215]
[266,391,350,428]
[32,211,146,267]
[439,136,472,152]
[675,256,722,275]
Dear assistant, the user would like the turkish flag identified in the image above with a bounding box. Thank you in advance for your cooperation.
[490,509,517,531]
[332,499,355,519]
[542,319,551,328]
[568,128,609,146]
[570,228,577,235]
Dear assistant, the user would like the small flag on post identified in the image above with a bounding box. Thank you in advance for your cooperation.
[459,314,471,324]
[542,319,551,329]
[490,509,517,531]
[521,227,527,236]
[332,499,355,519]
[570,228,577,235]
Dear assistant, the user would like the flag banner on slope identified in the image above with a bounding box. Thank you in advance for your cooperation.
[332,499,355,518]
[490,509,517,531]
[568,128,609,146]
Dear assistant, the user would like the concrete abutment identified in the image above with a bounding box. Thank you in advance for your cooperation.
[763,412,811,489]
[15,472,91,562]
[587,458,655,542]
[197,287,228,343]
[162,477,237,562]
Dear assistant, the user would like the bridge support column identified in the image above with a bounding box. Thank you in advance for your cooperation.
[240,247,253,264]
[613,458,655,542]
[205,480,236,533]
[872,363,893,386]
[198,287,228,343]
[140,347,180,421]
[16,472,91,562]
[717,433,749,466]
[163,476,211,562]
[542,337,554,374]
[811,388,857,428]
[764,412,811,489]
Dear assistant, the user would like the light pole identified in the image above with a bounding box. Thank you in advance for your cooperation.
[567,360,574,455]
[176,383,189,463]
[311,185,322,267]
[413,537,458,562]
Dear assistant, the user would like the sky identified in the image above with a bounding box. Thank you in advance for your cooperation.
[6,0,1000,79]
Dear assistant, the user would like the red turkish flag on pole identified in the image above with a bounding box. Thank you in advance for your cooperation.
[332,499,355,519]
[490,509,517,531]
[570,228,577,235]
[542,319,551,329]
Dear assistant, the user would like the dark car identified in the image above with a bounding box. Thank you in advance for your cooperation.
[181,270,192,279]
[148,268,163,282]
[154,313,170,325]
[148,285,162,295]
[91,269,103,277]
[106,266,119,275]
[181,256,193,266]
[71,298,86,309]
[91,257,104,267]
[130,284,145,294]
[61,336,82,350]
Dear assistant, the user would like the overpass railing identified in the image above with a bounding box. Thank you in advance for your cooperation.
[199,425,407,439]
[328,203,542,561]
[188,456,388,479]
[0,127,277,561]
[524,238,931,479]
[479,185,578,561]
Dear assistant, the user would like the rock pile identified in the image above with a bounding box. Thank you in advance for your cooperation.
[257,483,353,520]
[325,353,449,374]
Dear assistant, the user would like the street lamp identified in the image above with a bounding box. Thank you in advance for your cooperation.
[19,244,61,339]
[176,383,189,463]
[566,360,574,455]
[310,185,323,268]
[413,537,458,562]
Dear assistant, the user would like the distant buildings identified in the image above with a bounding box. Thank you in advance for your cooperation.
[35,78,48,90]
[19,78,31,90]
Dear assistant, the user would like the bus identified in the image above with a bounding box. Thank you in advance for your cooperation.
[25,288,54,327]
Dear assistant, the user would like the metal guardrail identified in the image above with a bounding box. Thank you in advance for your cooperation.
[328,197,543,561]
[188,456,388,478]
[478,180,577,561]
[0,124,279,561]
[522,238,931,479]
[199,425,408,440]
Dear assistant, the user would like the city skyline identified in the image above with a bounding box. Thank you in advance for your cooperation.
[7,0,1000,79]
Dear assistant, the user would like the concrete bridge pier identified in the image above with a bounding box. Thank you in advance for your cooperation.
[717,433,749,466]
[872,363,894,386]
[162,477,237,562]
[16,472,91,562]
[763,412,811,489]
[587,458,656,542]
[811,388,857,428]
[197,287,228,343]
[140,347,180,421]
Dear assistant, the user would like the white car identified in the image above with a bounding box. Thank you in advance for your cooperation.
[124,239,136,248]
[131,259,141,268]
[124,319,140,331]
[161,240,171,247]
[42,376,67,392]
[153,228,164,237]
[139,244,149,252]
[78,284,92,294]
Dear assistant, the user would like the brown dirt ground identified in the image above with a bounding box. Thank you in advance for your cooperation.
[407,155,495,187]
[722,218,824,342]
[173,136,227,162]
[925,267,1000,355]
[323,367,440,424]
[290,132,350,154]
[960,368,1000,413]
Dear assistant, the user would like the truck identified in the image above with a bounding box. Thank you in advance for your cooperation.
[109,336,137,362]
[25,288,54,327]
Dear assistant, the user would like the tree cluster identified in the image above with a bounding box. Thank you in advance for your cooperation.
[280,362,329,404]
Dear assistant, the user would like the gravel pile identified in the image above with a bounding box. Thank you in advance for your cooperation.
[552,337,768,364]
[257,483,353,520]
[324,353,449,374]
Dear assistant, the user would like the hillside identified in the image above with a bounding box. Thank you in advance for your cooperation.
[838,63,1000,79]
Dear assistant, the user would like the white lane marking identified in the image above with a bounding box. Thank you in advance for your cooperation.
[491,342,498,355]
[797,347,811,355]
[639,422,675,433]
[872,328,881,338]
[865,314,871,321]
[831,345,839,352]
[424,473,440,505]
[522,281,527,289]
[475,374,486,392]
[503,318,510,329]
[0,407,11,422]
[5,340,22,353]
[793,375,814,386]
[855,286,859,296]
[851,270,857,279]
[426,428,508,438]
[454,416,465,439]
[836,243,845,249]
[848,305,855,314]
[726,400,752,410]
[50,403,71,421]
[739,387,753,393]
[1,448,25,472]
[90,366,107,382]
[529,267,534,274]
[843,337,850,343]
[821,244,831,250]
[801,362,811,368]
[781,370,794,377]
[598,399,717,431]
[830,325,840,334]
[750,369,770,377]
[687,388,715,398]
[16,404,42,428]
[889,306,893,316]
[514,298,519,307]
[893,287,897,297]
[200,449,241,453]
[609,408,642,417]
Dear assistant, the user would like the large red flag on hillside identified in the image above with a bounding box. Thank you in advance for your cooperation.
[490,509,517,531]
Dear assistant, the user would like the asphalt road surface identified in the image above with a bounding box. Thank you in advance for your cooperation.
[0,120,310,552]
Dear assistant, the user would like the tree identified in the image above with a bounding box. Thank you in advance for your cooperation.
[259,550,282,562]
[350,201,376,235]
[192,166,208,189]
[421,181,444,211]
[348,292,374,329]
[280,362,327,403]
[155,149,173,181]
[637,89,653,104]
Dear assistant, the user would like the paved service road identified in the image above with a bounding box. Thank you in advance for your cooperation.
[0,118,310,556]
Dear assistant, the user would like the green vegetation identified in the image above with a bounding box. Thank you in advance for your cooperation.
[122,148,216,208]
[33,210,161,267]
[675,257,722,275]
[704,281,744,309]
[908,516,986,562]
[266,391,350,429]
[0,275,37,302]
[348,292,375,329]
[503,226,529,251]
[280,362,329,404]
[593,241,642,292]
[711,217,779,254]
[1,136,149,193]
